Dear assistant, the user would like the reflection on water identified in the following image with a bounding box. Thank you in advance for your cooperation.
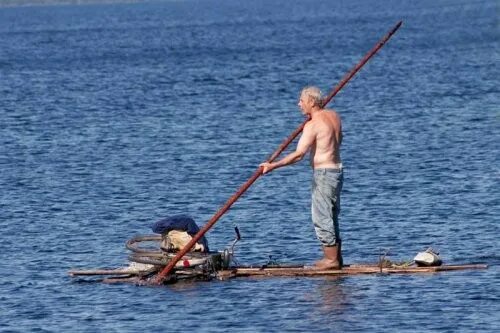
[315,277,350,314]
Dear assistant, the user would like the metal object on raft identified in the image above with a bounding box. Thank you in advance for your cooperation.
[126,236,233,273]
[128,226,241,278]
[68,227,242,282]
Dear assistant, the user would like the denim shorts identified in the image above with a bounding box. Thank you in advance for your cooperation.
[311,168,343,246]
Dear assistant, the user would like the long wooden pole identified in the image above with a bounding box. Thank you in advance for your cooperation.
[155,20,403,284]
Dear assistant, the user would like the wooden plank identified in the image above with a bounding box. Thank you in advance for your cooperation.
[69,269,134,276]
[217,264,488,279]
[103,276,146,284]
[68,268,156,276]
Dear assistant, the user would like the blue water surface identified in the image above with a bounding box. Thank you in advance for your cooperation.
[1,0,499,332]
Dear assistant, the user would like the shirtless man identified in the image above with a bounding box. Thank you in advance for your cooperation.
[260,86,344,269]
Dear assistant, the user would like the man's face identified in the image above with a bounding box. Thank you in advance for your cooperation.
[297,93,311,115]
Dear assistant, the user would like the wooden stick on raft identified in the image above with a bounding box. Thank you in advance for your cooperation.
[216,264,488,279]
[155,20,404,284]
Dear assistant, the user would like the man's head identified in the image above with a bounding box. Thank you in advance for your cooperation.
[298,86,322,115]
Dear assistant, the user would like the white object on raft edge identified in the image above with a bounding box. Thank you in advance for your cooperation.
[414,248,442,266]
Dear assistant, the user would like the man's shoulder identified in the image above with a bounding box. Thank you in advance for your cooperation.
[304,120,315,130]
[303,119,320,136]
[323,109,341,121]
[323,108,339,115]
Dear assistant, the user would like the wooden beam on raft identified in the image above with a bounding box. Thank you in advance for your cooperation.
[68,267,157,276]
[216,264,488,279]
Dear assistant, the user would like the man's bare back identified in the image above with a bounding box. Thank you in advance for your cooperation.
[306,109,342,169]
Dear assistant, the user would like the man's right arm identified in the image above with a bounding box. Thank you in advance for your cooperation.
[260,122,316,174]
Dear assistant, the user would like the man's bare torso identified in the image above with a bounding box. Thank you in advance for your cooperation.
[308,109,342,169]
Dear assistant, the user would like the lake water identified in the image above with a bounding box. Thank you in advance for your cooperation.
[1,0,499,332]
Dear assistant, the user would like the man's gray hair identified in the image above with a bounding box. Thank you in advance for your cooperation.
[301,86,323,106]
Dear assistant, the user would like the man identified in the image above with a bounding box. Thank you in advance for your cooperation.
[260,86,344,269]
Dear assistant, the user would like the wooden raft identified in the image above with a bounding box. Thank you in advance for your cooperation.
[216,263,488,279]
[68,263,488,285]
